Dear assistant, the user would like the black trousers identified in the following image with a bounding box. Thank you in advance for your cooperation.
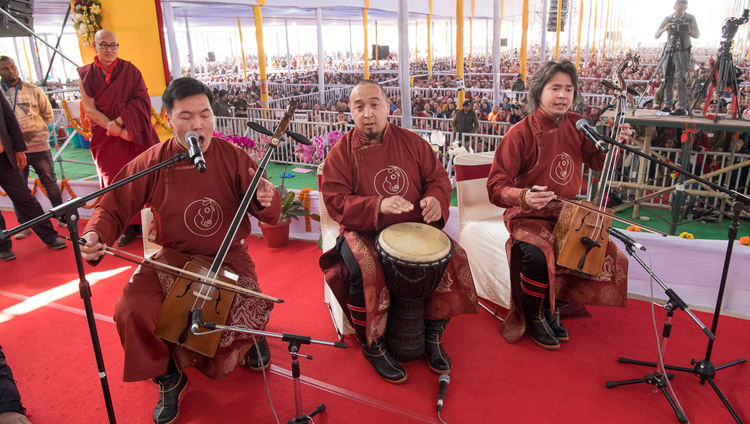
[0,152,59,252]
[513,241,549,287]
[336,236,365,308]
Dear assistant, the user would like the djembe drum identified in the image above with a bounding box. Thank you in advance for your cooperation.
[375,222,454,362]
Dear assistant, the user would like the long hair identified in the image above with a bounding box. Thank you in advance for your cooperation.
[525,60,579,115]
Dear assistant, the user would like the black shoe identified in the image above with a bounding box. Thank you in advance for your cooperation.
[660,106,672,113]
[425,319,451,374]
[527,311,560,350]
[152,371,189,424]
[544,304,569,342]
[47,238,67,250]
[670,109,687,116]
[0,250,16,261]
[359,338,407,384]
[243,337,271,371]
[117,226,137,247]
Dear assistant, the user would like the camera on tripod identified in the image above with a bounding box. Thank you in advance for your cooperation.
[667,16,691,36]
[721,8,750,42]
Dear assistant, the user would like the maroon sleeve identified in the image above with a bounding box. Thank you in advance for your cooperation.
[321,136,382,232]
[118,63,159,148]
[486,125,528,209]
[412,131,452,226]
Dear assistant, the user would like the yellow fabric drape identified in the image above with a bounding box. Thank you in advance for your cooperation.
[520,0,529,83]
[555,0,563,59]
[601,0,610,61]
[21,38,34,84]
[237,18,248,82]
[363,6,369,79]
[428,0,433,76]
[253,5,269,108]
[592,0,598,62]
[457,0,465,107]
[576,0,584,69]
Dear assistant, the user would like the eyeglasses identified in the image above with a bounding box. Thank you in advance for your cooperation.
[97,43,119,51]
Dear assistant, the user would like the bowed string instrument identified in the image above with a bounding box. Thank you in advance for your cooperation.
[552,55,665,276]
[81,100,297,358]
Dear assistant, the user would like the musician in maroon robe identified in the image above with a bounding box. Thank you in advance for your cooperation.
[81,78,281,424]
[487,60,631,350]
[78,29,159,247]
[320,80,477,384]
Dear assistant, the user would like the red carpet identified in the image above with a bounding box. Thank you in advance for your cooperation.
[0,210,748,423]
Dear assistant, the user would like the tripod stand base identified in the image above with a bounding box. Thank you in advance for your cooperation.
[606,372,687,423]
[288,403,325,424]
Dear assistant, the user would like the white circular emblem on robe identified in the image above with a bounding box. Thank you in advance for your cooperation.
[550,152,574,186]
[374,166,409,197]
[184,197,224,237]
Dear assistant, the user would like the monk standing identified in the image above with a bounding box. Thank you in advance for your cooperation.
[78,29,158,246]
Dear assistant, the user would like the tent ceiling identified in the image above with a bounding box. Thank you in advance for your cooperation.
[32,0,530,29]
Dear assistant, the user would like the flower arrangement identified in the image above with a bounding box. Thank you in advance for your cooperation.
[212,130,255,149]
[71,0,103,48]
[679,232,695,239]
[626,226,643,232]
[740,236,750,246]
[295,131,344,165]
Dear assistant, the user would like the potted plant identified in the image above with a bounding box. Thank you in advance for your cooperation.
[259,184,311,248]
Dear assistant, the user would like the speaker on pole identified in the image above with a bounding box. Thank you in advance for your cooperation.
[0,0,33,38]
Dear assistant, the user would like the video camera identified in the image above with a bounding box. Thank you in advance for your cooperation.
[721,9,750,41]
[667,16,691,36]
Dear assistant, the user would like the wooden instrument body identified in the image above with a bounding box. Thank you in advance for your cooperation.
[553,200,612,276]
[154,257,237,358]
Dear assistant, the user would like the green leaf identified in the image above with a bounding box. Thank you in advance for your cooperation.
[286,209,309,217]
[309,214,321,222]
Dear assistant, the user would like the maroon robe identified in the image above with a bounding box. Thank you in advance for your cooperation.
[487,109,628,343]
[85,136,281,381]
[319,123,478,345]
[78,59,159,188]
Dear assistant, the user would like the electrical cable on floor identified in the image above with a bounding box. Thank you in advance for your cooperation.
[438,409,449,424]
[250,333,280,424]
[647,252,691,424]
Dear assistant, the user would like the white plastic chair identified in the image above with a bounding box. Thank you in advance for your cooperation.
[454,152,512,314]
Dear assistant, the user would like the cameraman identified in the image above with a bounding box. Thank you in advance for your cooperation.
[655,0,700,116]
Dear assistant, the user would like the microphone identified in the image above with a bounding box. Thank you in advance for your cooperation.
[437,374,450,412]
[575,119,609,153]
[190,307,203,334]
[608,227,646,251]
[185,131,207,173]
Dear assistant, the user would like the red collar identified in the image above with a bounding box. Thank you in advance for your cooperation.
[93,56,118,84]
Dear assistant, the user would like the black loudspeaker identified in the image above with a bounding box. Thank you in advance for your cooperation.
[0,0,33,38]
[371,45,389,60]
[207,51,216,62]
[546,0,569,32]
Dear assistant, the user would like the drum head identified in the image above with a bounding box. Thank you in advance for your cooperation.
[377,222,452,264]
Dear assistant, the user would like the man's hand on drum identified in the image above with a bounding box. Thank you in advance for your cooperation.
[80,231,106,262]
[420,196,441,223]
[526,185,556,210]
[617,123,634,143]
[380,195,414,215]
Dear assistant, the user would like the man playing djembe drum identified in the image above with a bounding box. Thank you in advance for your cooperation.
[319,80,478,383]
[486,60,632,350]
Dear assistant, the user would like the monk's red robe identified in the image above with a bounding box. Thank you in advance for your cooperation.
[78,58,158,188]
[486,109,628,343]
[85,137,281,381]
[320,123,477,345]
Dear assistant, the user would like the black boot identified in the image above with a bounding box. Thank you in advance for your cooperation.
[544,303,569,342]
[152,370,189,424]
[520,274,560,350]
[424,319,451,374]
[117,225,138,247]
[349,303,407,384]
[243,337,271,371]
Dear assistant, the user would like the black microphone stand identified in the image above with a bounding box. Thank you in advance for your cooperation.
[606,240,714,423]
[191,320,347,423]
[0,150,193,423]
[598,131,748,423]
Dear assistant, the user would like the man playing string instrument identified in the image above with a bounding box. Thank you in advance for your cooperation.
[80,77,281,424]
[319,80,477,384]
[487,60,633,350]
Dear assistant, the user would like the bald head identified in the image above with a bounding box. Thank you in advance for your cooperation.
[94,29,119,66]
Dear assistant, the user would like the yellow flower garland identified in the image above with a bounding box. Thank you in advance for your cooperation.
[62,99,92,138]
[298,187,313,232]
[1,178,101,209]
[151,106,172,131]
